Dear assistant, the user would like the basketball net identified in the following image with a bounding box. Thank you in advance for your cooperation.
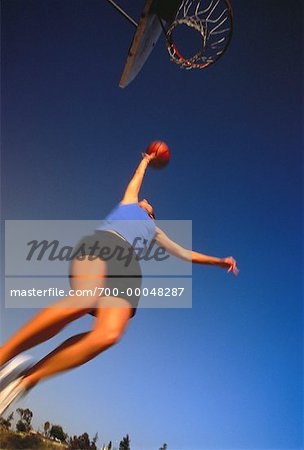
[164,0,233,69]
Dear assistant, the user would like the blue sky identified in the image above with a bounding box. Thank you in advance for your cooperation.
[1,1,303,449]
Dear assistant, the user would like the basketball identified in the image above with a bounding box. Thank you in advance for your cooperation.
[146,141,170,169]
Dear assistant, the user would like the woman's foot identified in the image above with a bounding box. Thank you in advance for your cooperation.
[0,354,32,391]
[0,377,30,416]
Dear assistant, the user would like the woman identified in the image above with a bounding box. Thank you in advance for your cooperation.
[0,152,238,414]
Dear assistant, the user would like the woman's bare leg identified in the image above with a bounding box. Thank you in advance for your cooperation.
[0,257,107,366]
[0,304,94,366]
[19,297,132,389]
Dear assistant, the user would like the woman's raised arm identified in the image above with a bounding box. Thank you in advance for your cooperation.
[120,153,155,204]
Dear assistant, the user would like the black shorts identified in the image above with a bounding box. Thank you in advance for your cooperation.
[70,230,142,318]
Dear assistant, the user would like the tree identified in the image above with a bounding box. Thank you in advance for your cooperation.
[16,420,27,432]
[68,432,97,450]
[16,408,33,432]
[44,421,50,437]
[50,424,68,442]
[159,444,168,450]
[119,434,130,450]
[0,412,14,430]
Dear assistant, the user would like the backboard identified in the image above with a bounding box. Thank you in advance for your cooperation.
[119,0,182,88]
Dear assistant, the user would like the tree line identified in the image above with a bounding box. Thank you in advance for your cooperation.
[0,408,168,450]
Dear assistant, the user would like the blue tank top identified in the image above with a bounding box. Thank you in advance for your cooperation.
[96,203,156,253]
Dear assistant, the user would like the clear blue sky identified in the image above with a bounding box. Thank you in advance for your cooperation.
[1,1,303,449]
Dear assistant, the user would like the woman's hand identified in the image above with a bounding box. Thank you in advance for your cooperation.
[219,257,239,275]
[141,152,157,164]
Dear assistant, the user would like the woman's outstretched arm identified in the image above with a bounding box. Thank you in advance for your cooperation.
[120,153,155,204]
[155,227,239,275]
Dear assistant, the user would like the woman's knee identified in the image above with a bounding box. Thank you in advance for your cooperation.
[88,327,123,351]
[87,302,132,351]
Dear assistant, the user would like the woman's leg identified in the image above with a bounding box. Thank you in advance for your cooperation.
[0,257,107,366]
[19,297,133,389]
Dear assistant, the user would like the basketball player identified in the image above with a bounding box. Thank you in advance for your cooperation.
[0,152,238,414]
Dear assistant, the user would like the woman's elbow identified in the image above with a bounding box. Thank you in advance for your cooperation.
[180,248,193,262]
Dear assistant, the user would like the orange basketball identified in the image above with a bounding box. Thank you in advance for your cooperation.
[146,141,170,169]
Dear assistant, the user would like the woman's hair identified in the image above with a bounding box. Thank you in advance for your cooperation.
[139,200,155,219]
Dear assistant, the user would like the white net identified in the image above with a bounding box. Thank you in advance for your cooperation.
[165,0,233,69]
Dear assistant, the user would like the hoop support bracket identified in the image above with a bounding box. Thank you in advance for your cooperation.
[105,0,138,28]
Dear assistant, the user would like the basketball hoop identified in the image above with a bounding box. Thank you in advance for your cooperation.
[164,0,233,69]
